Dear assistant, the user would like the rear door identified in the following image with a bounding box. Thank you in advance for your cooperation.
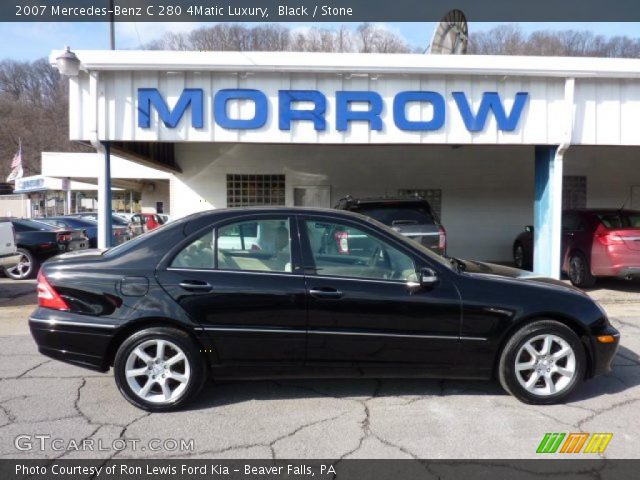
[156,214,308,365]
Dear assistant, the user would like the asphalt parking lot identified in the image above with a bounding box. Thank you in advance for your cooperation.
[0,276,639,459]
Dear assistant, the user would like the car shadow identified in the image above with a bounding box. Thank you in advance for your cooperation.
[184,344,640,411]
[582,277,640,293]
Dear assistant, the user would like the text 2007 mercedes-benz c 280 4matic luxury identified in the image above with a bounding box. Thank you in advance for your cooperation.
[29,208,620,411]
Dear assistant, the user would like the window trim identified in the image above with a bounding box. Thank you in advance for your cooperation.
[297,214,420,284]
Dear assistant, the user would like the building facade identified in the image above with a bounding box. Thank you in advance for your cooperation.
[53,50,640,275]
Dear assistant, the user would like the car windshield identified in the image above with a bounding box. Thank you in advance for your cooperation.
[359,216,453,270]
[597,212,640,229]
[103,219,172,257]
[353,204,436,226]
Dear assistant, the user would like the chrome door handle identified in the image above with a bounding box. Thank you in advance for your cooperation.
[309,288,343,299]
[179,281,212,292]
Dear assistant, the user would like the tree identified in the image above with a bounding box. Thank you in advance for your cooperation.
[146,23,413,53]
[0,59,88,180]
[469,24,640,58]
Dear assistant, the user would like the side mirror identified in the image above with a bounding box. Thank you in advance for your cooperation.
[525,225,534,233]
[420,267,439,286]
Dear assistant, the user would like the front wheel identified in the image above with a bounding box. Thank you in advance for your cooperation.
[114,327,206,411]
[498,320,586,405]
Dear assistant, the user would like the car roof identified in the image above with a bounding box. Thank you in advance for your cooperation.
[180,207,374,233]
[340,197,429,205]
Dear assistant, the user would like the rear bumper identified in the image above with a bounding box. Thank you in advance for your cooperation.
[29,310,118,372]
[0,252,21,269]
[589,325,621,377]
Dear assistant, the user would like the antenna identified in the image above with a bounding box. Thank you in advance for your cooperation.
[426,9,469,55]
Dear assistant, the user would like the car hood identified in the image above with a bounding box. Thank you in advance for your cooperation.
[461,260,586,294]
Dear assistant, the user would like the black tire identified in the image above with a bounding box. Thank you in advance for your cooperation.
[3,248,38,280]
[513,243,527,270]
[114,327,207,412]
[567,251,596,288]
[498,320,586,405]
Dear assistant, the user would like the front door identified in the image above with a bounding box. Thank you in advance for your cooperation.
[299,215,462,368]
[156,215,307,365]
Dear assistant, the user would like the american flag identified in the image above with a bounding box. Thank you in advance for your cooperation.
[10,144,21,168]
[6,141,23,182]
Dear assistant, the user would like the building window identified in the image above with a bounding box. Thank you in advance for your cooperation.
[226,174,286,207]
[562,176,587,210]
[398,189,443,220]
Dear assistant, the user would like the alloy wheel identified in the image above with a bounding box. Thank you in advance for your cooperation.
[514,334,576,396]
[125,339,191,404]
[514,245,524,269]
[6,253,31,279]
[569,256,584,285]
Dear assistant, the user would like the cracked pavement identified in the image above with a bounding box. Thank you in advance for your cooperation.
[1,277,639,459]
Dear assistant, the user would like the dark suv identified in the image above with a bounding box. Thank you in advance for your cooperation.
[336,196,446,254]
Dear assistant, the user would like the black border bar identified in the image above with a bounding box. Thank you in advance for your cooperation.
[4,1,640,22]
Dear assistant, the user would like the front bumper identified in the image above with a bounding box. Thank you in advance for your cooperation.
[29,309,118,372]
[589,325,621,377]
[0,252,21,269]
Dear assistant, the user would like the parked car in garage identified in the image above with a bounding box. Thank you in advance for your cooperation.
[0,218,20,272]
[336,196,447,255]
[513,209,640,287]
[3,218,89,280]
[38,216,131,248]
[29,207,618,411]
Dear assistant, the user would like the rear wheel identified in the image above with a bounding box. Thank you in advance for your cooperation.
[568,252,596,288]
[114,327,206,411]
[3,248,38,280]
[498,320,585,404]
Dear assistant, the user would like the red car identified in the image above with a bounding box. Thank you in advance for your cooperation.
[130,213,165,236]
[513,209,640,287]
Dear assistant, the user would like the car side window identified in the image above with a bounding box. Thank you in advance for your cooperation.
[217,218,292,273]
[304,220,417,282]
[171,230,215,269]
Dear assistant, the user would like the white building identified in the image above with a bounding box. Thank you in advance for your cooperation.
[51,50,640,276]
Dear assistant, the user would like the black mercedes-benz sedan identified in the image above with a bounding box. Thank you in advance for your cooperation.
[29,208,620,411]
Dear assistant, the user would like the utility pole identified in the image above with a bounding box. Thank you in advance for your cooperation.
[109,0,115,50]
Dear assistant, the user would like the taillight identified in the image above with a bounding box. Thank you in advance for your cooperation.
[56,232,72,243]
[438,226,447,251]
[37,271,70,311]
[335,231,349,254]
[595,224,624,246]
[596,233,624,246]
[11,225,16,246]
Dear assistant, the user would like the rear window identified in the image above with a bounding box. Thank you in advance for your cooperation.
[597,212,640,229]
[352,204,436,226]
